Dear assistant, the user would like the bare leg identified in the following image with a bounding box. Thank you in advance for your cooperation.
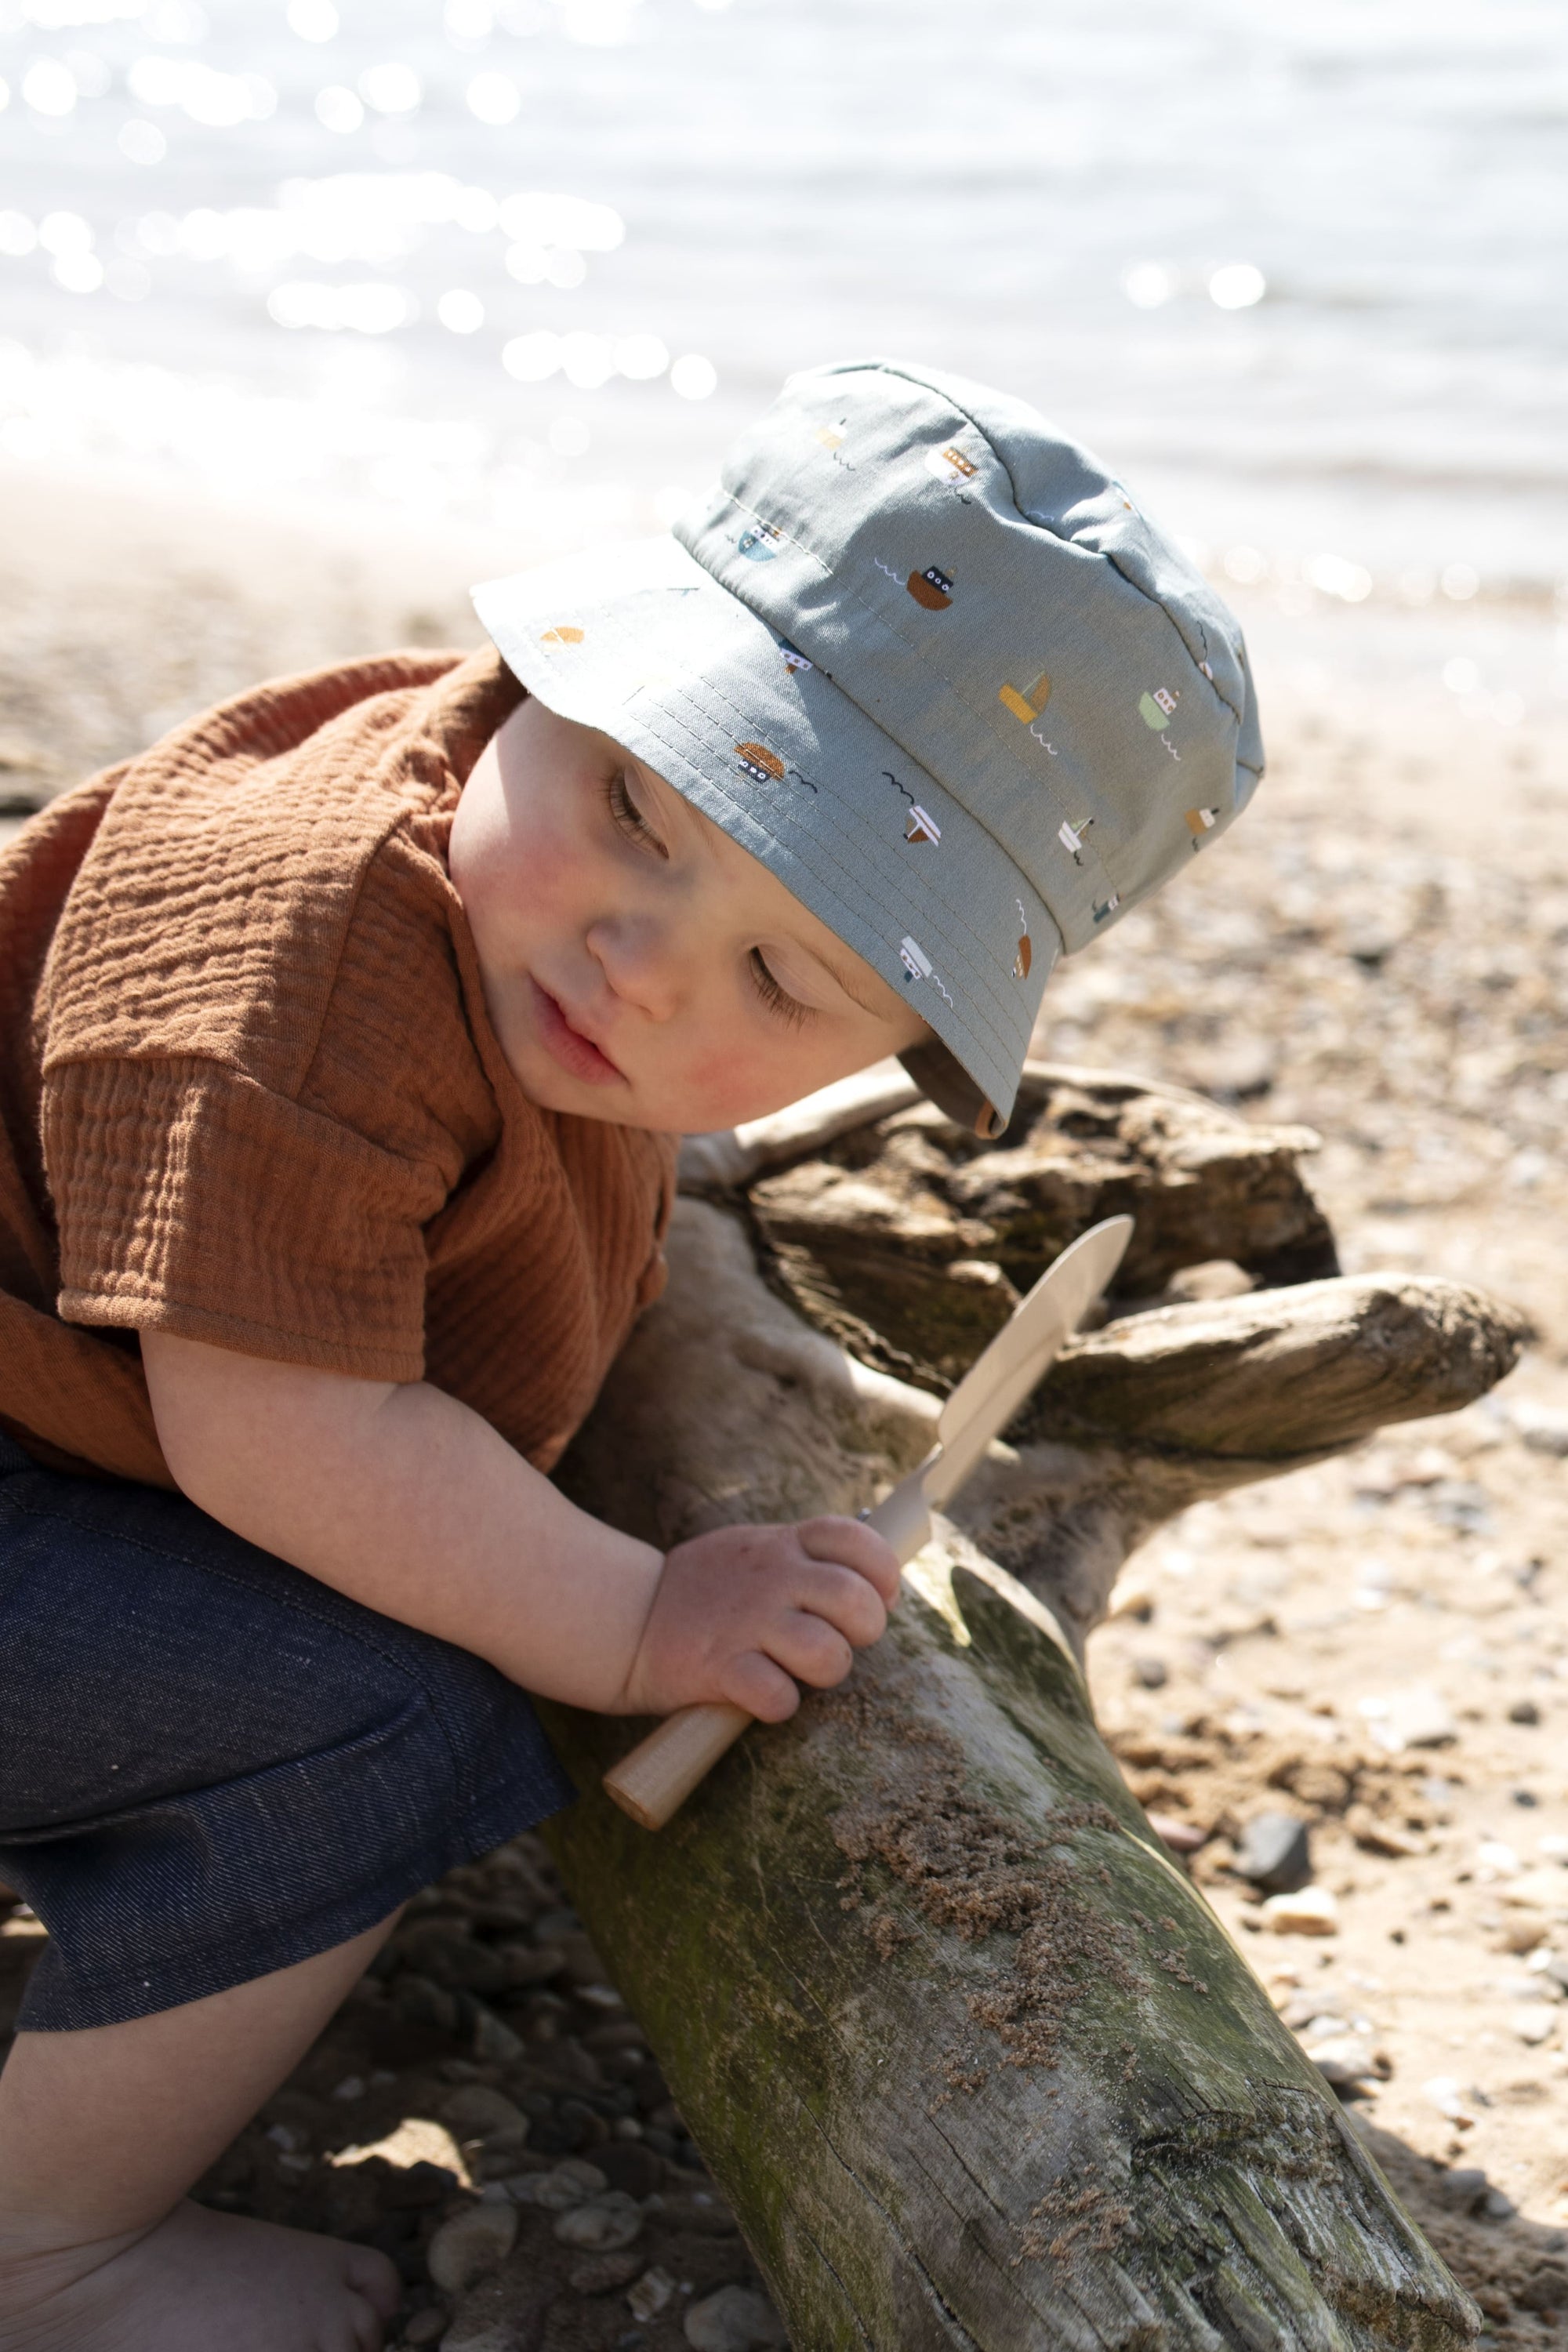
[0,1912,405,2352]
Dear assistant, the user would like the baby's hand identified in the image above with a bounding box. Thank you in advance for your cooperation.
[621,1517,902,1721]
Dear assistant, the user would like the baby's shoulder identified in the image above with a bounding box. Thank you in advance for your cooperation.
[42,650,511,1100]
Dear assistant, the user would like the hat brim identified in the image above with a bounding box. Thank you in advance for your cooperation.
[472,538,1059,1128]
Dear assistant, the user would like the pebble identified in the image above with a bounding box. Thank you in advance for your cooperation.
[1433,2167,1491,2212]
[554,2193,644,2252]
[1360,1689,1456,1752]
[1260,1885,1338,1936]
[629,2267,677,2321]
[1510,2001,1559,2045]
[443,2087,528,2143]
[1305,2034,1386,2092]
[1236,1811,1313,1895]
[1509,1403,1568,1458]
[470,2004,524,2065]
[1508,1697,1542,1726]
[683,2285,789,2350]
[1148,1811,1207,1855]
[426,2201,518,2296]
[1422,2077,1476,2125]
[568,2249,644,2295]
[513,2164,603,2211]
[1131,1654,1169,1690]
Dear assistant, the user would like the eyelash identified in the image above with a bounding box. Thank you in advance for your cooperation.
[605,771,811,1027]
[605,768,666,858]
[750,949,810,1028]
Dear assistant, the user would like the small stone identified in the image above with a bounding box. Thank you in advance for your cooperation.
[570,2249,644,2295]
[1368,1689,1456,1752]
[628,2267,677,2322]
[1307,2034,1388,2094]
[1433,2167,1490,2212]
[470,2004,524,2065]
[555,2158,612,2191]
[683,2285,789,2350]
[1236,1812,1313,1895]
[1511,1403,1568,1457]
[1148,1812,1207,1856]
[426,2201,518,2296]
[394,1924,510,1996]
[1131,1655,1168,1690]
[394,1975,463,2035]
[1483,2188,1517,2221]
[1345,1806,1426,1859]
[1510,2001,1558,2045]
[404,2312,449,2348]
[1509,1698,1542,1726]
[1423,2078,1476,2126]
[1517,2267,1568,2313]
[1500,1867,1568,1915]
[331,2075,367,2102]
[1260,1885,1338,1936]
[512,2165,601,2211]
[554,2194,644,2252]
[443,2087,528,2143]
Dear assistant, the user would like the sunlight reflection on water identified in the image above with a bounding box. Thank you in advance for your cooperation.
[0,0,1564,651]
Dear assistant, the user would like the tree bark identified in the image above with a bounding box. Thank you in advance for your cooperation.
[543,1068,1525,2350]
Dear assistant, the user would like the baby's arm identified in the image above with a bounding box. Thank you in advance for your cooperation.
[140,1333,898,1721]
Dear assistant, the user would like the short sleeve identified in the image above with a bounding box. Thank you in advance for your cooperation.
[45,1054,461,1378]
[41,825,492,1381]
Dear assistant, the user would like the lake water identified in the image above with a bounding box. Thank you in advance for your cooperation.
[2,0,1566,664]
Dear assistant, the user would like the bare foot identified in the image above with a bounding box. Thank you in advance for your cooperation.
[0,2198,402,2352]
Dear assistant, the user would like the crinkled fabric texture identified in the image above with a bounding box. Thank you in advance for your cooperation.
[0,1435,575,2030]
[0,646,675,1484]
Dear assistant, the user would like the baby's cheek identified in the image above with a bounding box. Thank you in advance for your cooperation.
[677,1029,818,1127]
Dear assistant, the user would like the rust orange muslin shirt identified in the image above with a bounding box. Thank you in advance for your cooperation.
[0,645,677,1488]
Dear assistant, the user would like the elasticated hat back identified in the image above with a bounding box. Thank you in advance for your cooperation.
[473,358,1263,1135]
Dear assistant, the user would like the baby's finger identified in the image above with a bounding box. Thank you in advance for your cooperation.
[790,1558,888,1650]
[770,1611,855,1692]
[795,1514,902,1605]
[721,1650,801,1724]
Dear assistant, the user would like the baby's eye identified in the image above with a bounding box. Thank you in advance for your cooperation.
[606,768,667,858]
[750,949,811,1027]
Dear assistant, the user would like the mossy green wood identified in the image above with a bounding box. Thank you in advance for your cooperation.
[542,1540,1477,2352]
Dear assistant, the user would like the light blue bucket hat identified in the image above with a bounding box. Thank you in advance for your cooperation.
[473,358,1264,1137]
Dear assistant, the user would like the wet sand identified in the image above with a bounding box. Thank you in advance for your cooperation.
[2,463,1566,2347]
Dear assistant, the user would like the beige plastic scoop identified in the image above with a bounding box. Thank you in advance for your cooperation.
[602,1214,1134,1830]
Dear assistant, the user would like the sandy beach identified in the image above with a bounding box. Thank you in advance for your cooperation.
[2,464,1566,2350]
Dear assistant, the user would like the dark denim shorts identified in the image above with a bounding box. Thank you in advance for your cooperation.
[0,1434,575,2032]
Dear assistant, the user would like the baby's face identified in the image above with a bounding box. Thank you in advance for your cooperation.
[450,695,929,1133]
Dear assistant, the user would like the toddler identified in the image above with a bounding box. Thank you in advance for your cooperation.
[0,358,1261,2350]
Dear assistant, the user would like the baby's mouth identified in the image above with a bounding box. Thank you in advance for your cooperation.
[530,980,625,1085]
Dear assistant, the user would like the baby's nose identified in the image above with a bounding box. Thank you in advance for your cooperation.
[588,916,681,1020]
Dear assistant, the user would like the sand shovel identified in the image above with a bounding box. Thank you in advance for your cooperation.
[603,1213,1134,1830]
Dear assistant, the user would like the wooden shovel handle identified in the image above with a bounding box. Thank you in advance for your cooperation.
[602,1700,753,1830]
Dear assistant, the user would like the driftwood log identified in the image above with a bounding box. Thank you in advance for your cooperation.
[526,1064,1525,2352]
